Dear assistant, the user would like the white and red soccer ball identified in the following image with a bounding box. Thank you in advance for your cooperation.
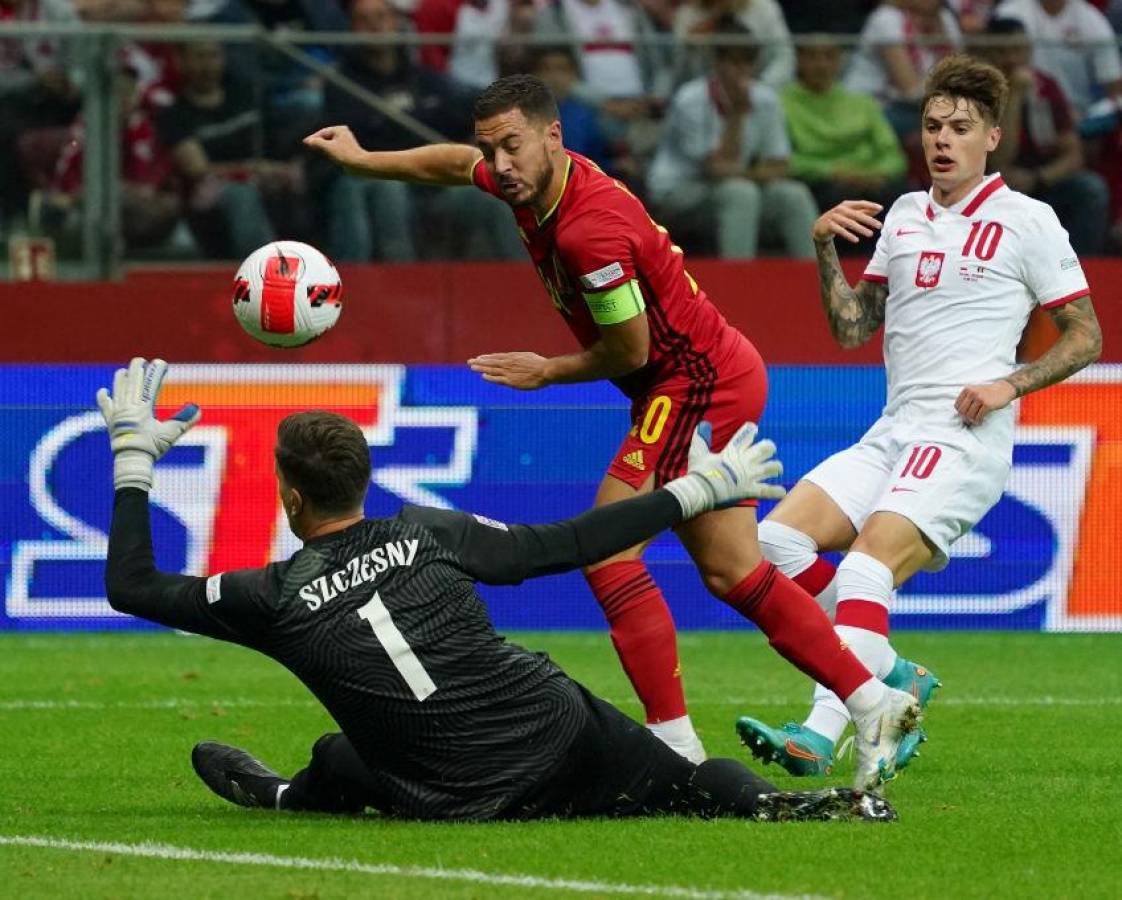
[232,241,342,347]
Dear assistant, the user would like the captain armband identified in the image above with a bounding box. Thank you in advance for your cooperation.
[583,279,646,325]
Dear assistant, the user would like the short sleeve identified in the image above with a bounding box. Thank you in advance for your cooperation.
[556,208,638,295]
[862,204,895,283]
[471,154,503,199]
[1019,206,1090,308]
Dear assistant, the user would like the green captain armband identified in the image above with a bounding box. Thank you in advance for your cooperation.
[583,279,646,325]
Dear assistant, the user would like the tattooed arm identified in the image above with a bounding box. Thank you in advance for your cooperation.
[955,297,1102,426]
[811,200,889,349]
[816,238,889,349]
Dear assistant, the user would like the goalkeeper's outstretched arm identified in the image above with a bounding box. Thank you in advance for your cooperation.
[404,422,785,585]
[105,487,243,641]
[304,125,482,186]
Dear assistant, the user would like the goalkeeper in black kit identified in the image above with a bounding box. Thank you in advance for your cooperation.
[100,358,897,823]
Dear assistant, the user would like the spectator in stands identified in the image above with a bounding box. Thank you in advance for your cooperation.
[0,0,81,234]
[155,41,286,258]
[319,0,522,261]
[778,0,873,36]
[984,16,1111,253]
[532,45,613,171]
[106,0,188,111]
[947,0,998,33]
[414,0,466,74]
[781,36,907,229]
[674,0,795,90]
[534,0,671,181]
[646,17,816,259]
[448,0,540,88]
[994,0,1122,116]
[844,0,963,137]
[535,0,668,107]
[202,0,349,156]
[47,64,182,251]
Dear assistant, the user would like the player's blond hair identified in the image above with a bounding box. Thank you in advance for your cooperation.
[921,55,1009,125]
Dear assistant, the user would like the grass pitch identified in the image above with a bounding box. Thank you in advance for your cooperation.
[1,631,1119,899]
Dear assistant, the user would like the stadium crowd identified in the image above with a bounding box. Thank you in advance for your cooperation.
[1,0,1120,260]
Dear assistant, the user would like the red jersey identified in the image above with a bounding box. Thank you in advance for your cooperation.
[472,150,750,398]
[52,110,173,195]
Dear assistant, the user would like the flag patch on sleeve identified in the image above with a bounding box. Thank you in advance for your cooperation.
[580,262,625,289]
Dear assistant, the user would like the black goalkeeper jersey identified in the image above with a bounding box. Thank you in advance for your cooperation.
[105,488,685,820]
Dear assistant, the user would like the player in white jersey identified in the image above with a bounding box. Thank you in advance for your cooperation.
[737,55,1102,781]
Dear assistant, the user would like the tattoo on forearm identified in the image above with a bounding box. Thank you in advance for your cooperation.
[815,240,888,349]
[1005,297,1102,397]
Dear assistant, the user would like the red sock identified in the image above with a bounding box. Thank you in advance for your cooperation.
[792,556,836,598]
[586,560,687,723]
[722,560,872,701]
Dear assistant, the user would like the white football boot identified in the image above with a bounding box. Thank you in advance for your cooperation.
[851,686,922,791]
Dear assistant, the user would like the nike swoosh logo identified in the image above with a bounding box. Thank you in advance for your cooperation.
[896,229,921,236]
[890,487,917,493]
[785,739,823,761]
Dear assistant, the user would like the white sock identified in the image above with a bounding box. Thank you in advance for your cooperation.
[816,575,839,621]
[648,715,705,762]
[804,683,850,744]
[758,520,836,616]
[843,677,887,719]
[833,551,895,678]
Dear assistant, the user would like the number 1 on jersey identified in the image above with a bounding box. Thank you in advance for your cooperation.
[357,592,437,701]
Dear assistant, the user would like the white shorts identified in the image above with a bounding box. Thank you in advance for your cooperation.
[802,415,1011,571]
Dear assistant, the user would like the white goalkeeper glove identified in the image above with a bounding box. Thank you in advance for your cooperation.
[664,421,786,520]
[96,357,201,492]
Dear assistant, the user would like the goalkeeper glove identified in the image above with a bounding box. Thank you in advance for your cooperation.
[664,421,785,520]
[96,357,201,492]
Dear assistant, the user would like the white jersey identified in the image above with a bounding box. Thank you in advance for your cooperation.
[862,173,1090,457]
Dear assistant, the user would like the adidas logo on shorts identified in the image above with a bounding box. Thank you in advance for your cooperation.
[622,449,645,471]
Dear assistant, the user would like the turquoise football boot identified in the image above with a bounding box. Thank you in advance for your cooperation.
[894,728,928,771]
[883,657,942,708]
[736,718,836,777]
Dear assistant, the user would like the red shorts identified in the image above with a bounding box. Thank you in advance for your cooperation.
[607,337,768,495]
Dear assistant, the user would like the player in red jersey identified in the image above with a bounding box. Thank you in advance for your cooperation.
[306,75,919,790]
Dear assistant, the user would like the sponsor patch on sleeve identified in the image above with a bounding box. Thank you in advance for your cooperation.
[579,261,625,290]
[205,574,223,605]
[472,514,509,531]
[1060,257,1080,271]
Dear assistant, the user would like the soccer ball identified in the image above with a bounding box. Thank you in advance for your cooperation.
[232,241,342,347]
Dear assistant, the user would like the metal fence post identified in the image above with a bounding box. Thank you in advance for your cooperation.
[81,32,121,280]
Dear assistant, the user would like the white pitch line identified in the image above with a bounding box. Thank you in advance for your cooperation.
[0,697,317,711]
[0,835,822,900]
[598,696,1122,708]
[1,695,1119,712]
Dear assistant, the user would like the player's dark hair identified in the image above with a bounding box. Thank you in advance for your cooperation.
[711,15,757,63]
[473,74,559,124]
[275,411,371,515]
[922,54,1009,125]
